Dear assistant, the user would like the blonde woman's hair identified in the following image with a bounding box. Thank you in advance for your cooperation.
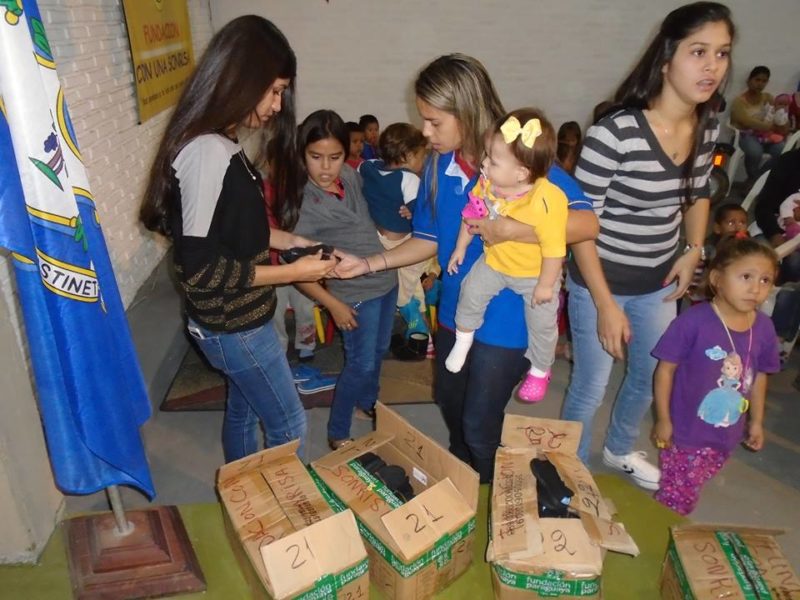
[415,53,504,162]
[415,54,504,210]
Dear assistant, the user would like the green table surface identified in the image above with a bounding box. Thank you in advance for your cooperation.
[0,474,685,599]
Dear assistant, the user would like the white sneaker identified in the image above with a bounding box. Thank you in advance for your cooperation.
[602,448,660,491]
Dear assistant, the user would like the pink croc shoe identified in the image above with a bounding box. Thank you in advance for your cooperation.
[517,370,551,403]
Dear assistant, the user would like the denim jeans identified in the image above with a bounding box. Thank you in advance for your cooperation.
[327,286,398,440]
[188,319,307,462]
[739,133,784,179]
[434,327,529,483]
[779,251,800,285]
[562,276,677,462]
[771,285,800,340]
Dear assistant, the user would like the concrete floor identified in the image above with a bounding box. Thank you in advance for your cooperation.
[66,311,800,571]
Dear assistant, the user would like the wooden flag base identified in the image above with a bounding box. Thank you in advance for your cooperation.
[65,505,206,600]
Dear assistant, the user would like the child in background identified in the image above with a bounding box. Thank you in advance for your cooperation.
[760,94,791,144]
[360,123,431,340]
[263,181,319,364]
[556,121,582,174]
[359,114,380,160]
[778,193,800,241]
[686,203,749,304]
[772,94,791,129]
[652,238,780,515]
[445,108,568,403]
[345,122,364,169]
[292,110,398,449]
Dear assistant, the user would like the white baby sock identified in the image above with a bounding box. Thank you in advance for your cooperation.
[530,366,548,377]
[445,330,475,373]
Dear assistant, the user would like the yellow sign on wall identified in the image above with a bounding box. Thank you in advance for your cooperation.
[121,0,194,122]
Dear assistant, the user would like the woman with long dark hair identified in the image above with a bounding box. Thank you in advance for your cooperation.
[140,16,337,461]
[562,2,735,487]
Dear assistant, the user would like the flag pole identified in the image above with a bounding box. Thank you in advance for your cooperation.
[106,486,134,536]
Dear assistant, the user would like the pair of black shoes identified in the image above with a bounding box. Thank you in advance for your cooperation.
[530,458,578,519]
[390,332,429,361]
[356,452,415,502]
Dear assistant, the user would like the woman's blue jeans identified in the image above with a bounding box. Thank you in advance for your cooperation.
[739,133,784,179]
[772,285,800,341]
[188,319,307,462]
[434,327,529,483]
[562,276,676,462]
[327,286,398,441]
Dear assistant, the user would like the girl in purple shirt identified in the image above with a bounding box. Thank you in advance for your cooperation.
[651,238,780,515]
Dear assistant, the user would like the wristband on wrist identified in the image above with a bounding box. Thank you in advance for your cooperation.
[380,253,388,272]
[362,257,373,273]
[684,243,706,261]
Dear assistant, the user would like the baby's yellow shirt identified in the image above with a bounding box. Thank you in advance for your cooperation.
[482,177,568,277]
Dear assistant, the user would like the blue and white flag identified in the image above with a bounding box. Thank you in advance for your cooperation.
[0,2,154,498]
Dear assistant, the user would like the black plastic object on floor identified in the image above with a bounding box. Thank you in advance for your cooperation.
[531,457,576,519]
[390,332,428,361]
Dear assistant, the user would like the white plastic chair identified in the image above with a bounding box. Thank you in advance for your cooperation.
[723,118,746,185]
[781,130,800,153]
[740,169,770,213]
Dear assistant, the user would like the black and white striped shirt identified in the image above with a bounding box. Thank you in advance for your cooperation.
[568,108,717,295]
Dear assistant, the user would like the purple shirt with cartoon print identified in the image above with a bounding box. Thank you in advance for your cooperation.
[652,302,780,452]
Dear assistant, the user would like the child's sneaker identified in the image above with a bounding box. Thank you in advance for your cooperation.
[292,364,320,384]
[602,448,660,490]
[517,370,550,403]
[296,373,338,394]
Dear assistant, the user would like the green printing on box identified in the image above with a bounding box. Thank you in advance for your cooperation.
[493,563,600,598]
[308,465,476,578]
[667,532,774,600]
[292,559,369,600]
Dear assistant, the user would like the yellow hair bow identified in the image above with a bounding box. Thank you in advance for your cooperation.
[500,116,542,148]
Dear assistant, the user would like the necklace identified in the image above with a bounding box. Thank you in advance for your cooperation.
[711,300,754,391]
[647,108,690,161]
[238,150,258,181]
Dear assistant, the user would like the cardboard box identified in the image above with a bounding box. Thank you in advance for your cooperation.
[488,415,640,599]
[217,440,369,600]
[661,524,800,599]
[310,403,480,600]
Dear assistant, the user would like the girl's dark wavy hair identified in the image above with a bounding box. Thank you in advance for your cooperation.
[612,2,735,206]
[702,237,778,299]
[297,110,349,187]
[140,15,300,235]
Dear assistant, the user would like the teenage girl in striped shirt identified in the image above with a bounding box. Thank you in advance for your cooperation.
[562,2,735,489]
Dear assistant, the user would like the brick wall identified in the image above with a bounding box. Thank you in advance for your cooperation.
[0,0,212,347]
[26,0,212,307]
[54,0,213,306]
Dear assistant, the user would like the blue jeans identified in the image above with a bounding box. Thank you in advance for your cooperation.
[327,286,398,440]
[772,285,800,341]
[562,276,677,462]
[739,133,784,179]
[779,251,800,285]
[188,319,307,462]
[434,327,529,483]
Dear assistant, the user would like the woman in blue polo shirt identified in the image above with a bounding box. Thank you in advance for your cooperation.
[338,54,597,482]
